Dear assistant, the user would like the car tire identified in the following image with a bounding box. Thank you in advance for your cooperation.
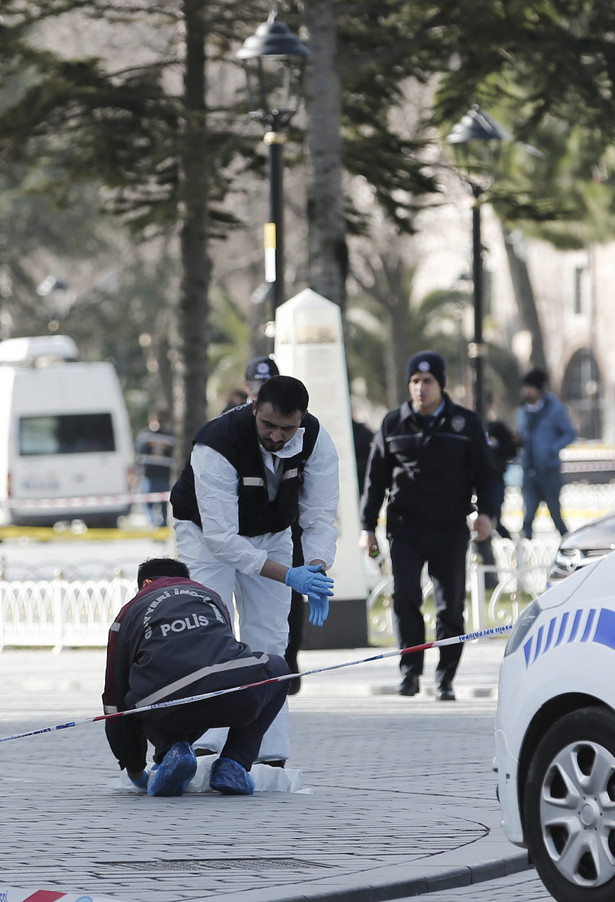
[524,706,615,902]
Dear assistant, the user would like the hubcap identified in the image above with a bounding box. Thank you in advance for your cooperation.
[540,740,615,887]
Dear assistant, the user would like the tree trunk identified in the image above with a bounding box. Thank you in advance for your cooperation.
[174,0,211,466]
[303,1,347,312]
[502,225,547,371]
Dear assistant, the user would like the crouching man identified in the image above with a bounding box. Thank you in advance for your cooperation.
[102,557,289,797]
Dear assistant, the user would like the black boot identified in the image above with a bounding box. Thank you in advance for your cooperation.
[398,672,420,696]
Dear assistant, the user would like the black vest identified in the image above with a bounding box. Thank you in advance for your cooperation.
[170,404,320,536]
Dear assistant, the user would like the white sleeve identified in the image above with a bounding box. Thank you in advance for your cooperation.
[298,426,339,570]
[191,444,267,576]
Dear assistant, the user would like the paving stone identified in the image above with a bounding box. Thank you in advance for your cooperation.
[0,642,534,901]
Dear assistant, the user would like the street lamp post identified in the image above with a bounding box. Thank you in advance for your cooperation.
[446,106,506,423]
[237,11,310,341]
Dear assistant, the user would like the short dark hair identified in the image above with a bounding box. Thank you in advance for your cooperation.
[256,375,309,416]
[137,557,190,589]
[522,368,548,391]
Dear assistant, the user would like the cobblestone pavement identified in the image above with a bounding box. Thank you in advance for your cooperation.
[0,641,533,902]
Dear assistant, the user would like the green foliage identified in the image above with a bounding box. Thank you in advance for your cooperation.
[348,256,471,405]
[0,1,265,234]
[2,0,615,426]
[427,0,615,235]
[3,1,615,257]
[348,254,521,411]
[0,0,268,441]
[335,1,442,233]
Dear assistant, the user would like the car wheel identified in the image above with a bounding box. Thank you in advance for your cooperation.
[524,707,615,902]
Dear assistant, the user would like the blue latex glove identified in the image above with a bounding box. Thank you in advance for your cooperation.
[285,564,334,598]
[308,592,330,627]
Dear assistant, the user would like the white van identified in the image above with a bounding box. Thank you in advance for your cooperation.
[0,335,134,527]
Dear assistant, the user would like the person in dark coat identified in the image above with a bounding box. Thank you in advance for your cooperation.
[135,410,175,527]
[516,368,576,538]
[352,419,374,495]
[486,419,520,539]
[102,557,289,797]
[360,351,500,701]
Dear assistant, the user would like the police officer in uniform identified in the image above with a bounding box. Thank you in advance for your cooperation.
[102,558,290,797]
[360,351,499,701]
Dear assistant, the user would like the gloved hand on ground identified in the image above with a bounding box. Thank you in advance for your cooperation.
[127,769,150,790]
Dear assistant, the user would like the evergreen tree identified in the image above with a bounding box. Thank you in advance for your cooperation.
[2,0,615,439]
[0,0,265,459]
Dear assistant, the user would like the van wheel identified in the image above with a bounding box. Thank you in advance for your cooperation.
[523,707,615,902]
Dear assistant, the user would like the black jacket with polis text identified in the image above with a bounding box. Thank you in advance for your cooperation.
[360,394,500,533]
[102,577,270,771]
[170,402,320,536]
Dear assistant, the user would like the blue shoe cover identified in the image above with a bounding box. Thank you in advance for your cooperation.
[210,757,255,795]
[147,742,197,797]
[128,770,149,791]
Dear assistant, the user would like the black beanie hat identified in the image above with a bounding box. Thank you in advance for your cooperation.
[407,350,446,389]
[521,368,547,391]
[245,356,280,386]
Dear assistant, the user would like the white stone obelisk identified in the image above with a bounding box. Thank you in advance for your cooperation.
[274,288,368,647]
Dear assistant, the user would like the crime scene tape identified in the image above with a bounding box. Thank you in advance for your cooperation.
[0,887,118,901]
[0,624,513,745]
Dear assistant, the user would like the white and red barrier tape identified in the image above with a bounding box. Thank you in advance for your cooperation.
[0,625,514,746]
[7,491,169,510]
[0,888,119,901]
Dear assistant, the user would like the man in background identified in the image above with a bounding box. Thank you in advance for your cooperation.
[360,351,499,702]
[352,418,374,496]
[517,367,576,538]
[221,388,248,413]
[135,409,175,527]
[220,357,279,414]
[244,355,280,396]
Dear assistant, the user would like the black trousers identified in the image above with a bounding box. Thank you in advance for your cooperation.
[139,654,289,770]
[285,592,304,668]
[388,522,469,686]
[285,520,305,670]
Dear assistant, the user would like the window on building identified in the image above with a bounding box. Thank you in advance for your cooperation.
[562,349,603,440]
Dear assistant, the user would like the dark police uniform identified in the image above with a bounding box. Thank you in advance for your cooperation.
[102,576,288,774]
[361,394,500,689]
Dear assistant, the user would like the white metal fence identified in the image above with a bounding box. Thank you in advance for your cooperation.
[366,536,560,645]
[0,577,136,651]
[0,537,562,651]
[0,481,610,651]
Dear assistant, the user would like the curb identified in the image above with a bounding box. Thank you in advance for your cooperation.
[222,850,532,902]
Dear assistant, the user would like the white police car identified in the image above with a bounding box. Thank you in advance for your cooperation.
[495,551,615,902]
